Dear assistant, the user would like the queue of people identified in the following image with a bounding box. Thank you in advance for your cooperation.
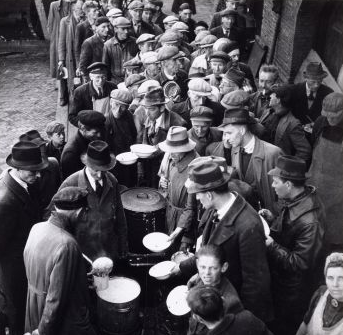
[0,0,342,334]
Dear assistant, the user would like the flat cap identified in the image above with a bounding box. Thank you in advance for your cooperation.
[222,67,245,87]
[188,78,212,96]
[138,79,161,96]
[95,16,110,26]
[106,8,123,18]
[163,15,179,24]
[110,89,133,105]
[172,21,189,32]
[125,73,146,88]
[136,33,156,44]
[141,51,159,65]
[194,30,210,45]
[78,110,106,128]
[159,30,182,44]
[322,92,343,113]
[221,90,249,109]
[52,186,88,210]
[128,0,144,10]
[87,62,108,74]
[220,9,238,18]
[157,45,183,61]
[210,51,230,63]
[199,34,218,48]
[113,16,131,28]
[190,106,214,121]
[123,57,142,69]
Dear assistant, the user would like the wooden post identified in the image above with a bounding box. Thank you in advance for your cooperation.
[34,0,49,40]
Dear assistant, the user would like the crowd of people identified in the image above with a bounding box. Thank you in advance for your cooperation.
[0,0,342,334]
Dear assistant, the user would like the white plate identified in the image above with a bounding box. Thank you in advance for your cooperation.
[143,232,171,252]
[130,144,157,158]
[116,152,138,165]
[149,261,176,280]
[166,285,190,316]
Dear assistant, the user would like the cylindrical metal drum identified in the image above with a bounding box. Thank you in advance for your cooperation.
[97,276,141,334]
[121,187,166,253]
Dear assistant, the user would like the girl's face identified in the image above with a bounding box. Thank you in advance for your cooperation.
[196,255,227,286]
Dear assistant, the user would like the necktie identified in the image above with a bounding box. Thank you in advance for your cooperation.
[95,180,103,198]
[98,87,103,98]
[308,91,315,101]
[148,121,156,138]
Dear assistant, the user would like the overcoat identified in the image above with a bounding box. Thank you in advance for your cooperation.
[0,171,42,333]
[24,214,95,335]
[188,128,223,156]
[58,169,128,261]
[75,20,94,65]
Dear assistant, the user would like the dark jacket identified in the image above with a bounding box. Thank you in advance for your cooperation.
[188,127,223,156]
[46,140,64,163]
[236,62,257,92]
[210,11,246,30]
[210,26,245,49]
[75,20,94,66]
[289,82,333,125]
[0,171,42,333]
[57,169,128,261]
[24,214,95,335]
[154,11,167,30]
[268,186,325,313]
[129,20,156,38]
[180,193,273,322]
[69,80,117,126]
[249,90,271,119]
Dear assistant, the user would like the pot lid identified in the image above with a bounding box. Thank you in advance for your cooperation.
[121,187,166,212]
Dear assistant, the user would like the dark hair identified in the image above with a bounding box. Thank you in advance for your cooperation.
[196,244,227,266]
[278,176,306,188]
[259,64,279,81]
[186,286,224,323]
[46,121,65,136]
[195,21,209,29]
[271,85,292,109]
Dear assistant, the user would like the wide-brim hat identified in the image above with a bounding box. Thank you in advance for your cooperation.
[159,126,196,153]
[268,155,307,181]
[217,107,255,130]
[81,140,116,171]
[303,62,327,80]
[186,161,231,194]
[141,87,166,106]
[6,141,49,171]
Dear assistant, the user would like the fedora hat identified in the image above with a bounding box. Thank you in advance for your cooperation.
[303,62,327,80]
[141,87,166,106]
[268,155,307,181]
[159,126,196,153]
[217,107,256,130]
[186,162,231,194]
[6,141,48,171]
[81,140,116,171]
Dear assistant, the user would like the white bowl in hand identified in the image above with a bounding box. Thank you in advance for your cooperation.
[167,285,190,315]
[143,232,171,252]
[116,152,138,165]
[149,260,176,280]
[130,144,157,158]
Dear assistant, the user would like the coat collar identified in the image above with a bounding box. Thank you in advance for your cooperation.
[208,314,235,335]
[174,150,197,173]
[232,136,265,159]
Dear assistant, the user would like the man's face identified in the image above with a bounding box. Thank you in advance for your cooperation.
[115,26,130,40]
[179,9,192,22]
[143,9,154,23]
[322,109,343,126]
[271,176,290,199]
[306,78,322,93]
[211,60,226,76]
[226,0,238,10]
[81,127,102,141]
[90,73,106,88]
[111,100,128,118]
[87,7,99,21]
[125,67,141,77]
[139,41,155,54]
[192,121,211,137]
[146,63,161,77]
[228,49,240,65]
[194,26,206,35]
[86,166,104,181]
[258,71,277,94]
[146,105,163,121]
[196,255,225,286]
[18,170,41,184]
[222,16,235,29]
[170,152,186,163]
[100,0,109,12]
[50,131,65,148]
[196,191,213,210]
[188,91,207,107]
[326,267,343,302]
[222,124,244,148]
[219,79,239,95]
[130,9,142,22]
[73,1,84,21]
[96,22,110,39]
[163,59,178,76]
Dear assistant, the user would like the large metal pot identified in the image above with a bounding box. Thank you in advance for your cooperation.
[121,187,166,254]
[97,276,141,334]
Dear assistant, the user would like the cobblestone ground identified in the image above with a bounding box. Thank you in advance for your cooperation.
[0,0,215,173]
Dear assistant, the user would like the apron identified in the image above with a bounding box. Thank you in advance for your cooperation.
[92,96,109,114]
[307,290,343,335]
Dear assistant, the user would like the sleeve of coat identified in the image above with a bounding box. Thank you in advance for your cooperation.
[47,3,54,38]
[61,148,78,179]
[102,43,111,72]
[38,243,79,335]
[179,193,197,245]
[79,40,92,75]
[0,203,19,257]
[58,18,67,62]
[288,122,312,164]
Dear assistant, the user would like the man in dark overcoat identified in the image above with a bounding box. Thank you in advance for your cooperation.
[0,142,48,335]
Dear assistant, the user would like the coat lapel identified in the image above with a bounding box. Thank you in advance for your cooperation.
[245,138,264,184]
[231,146,243,180]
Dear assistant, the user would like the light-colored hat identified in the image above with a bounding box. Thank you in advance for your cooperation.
[199,35,218,48]
[220,90,249,109]
[128,0,144,10]
[157,45,183,62]
[113,17,131,28]
[194,31,210,45]
[141,51,159,65]
[106,8,123,18]
[159,126,196,153]
[138,80,161,96]
[322,92,343,113]
[136,33,156,44]
[188,78,212,96]
[172,21,189,32]
[163,15,179,24]
[159,30,182,44]
[110,89,133,105]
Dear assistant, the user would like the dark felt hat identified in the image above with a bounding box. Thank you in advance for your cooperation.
[220,9,238,18]
[190,106,214,122]
[303,62,327,80]
[210,51,230,63]
[141,87,166,106]
[52,186,88,210]
[222,67,245,87]
[87,62,108,74]
[81,140,116,171]
[268,155,307,181]
[186,162,231,194]
[19,129,46,147]
[217,107,255,130]
[95,16,110,26]
[78,110,106,128]
[6,141,48,171]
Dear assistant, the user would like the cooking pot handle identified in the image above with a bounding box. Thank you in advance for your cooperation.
[117,306,131,313]
[136,193,149,199]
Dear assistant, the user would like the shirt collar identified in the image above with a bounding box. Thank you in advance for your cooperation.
[243,135,255,154]
[217,193,236,220]
[9,169,28,192]
[163,69,174,80]
[306,82,317,98]
[85,167,103,191]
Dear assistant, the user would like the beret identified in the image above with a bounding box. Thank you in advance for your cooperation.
[113,16,131,27]
[87,62,108,74]
[220,90,249,110]
[78,110,106,128]
[179,3,191,11]
[322,92,343,113]
[188,78,212,96]
[210,51,230,63]
[159,30,182,44]
[95,16,110,26]
[172,21,189,32]
[125,73,146,88]
[163,15,179,24]
[52,186,88,210]
[199,34,218,48]
[123,58,142,69]
[194,30,210,45]
[220,9,238,17]
[110,89,133,105]
[128,0,144,10]
[157,45,183,61]
[222,67,245,87]
[138,79,161,96]
[141,51,159,65]
[136,33,156,44]
[190,106,214,121]
[106,8,123,18]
